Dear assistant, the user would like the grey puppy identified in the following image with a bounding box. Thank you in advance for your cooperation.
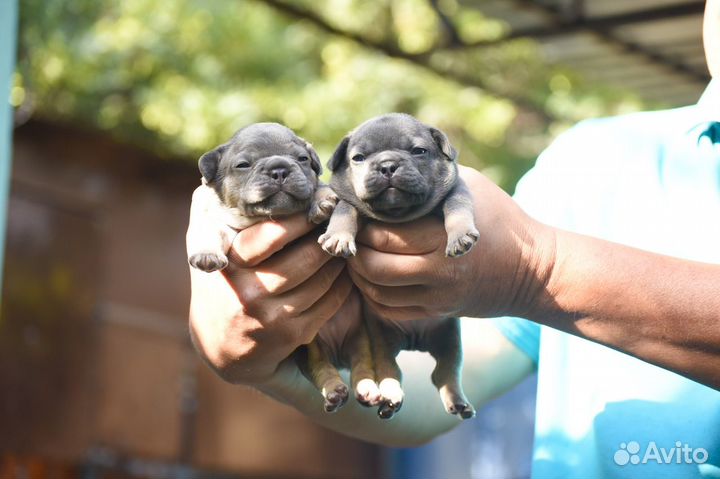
[318,113,478,420]
[187,122,337,272]
[188,122,362,414]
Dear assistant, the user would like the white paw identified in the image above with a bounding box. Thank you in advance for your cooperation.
[355,378,383,407]
[378,378,404,406]
[318,231,357,257]
[377,378,404,419]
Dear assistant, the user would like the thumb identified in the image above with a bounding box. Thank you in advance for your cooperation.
[229,213,317,268]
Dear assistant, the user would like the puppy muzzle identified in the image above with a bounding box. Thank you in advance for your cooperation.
[244,155,314,203]
[355,155,429,218]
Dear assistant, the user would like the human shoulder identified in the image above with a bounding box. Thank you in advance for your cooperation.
[548,106,696,162]
[513,106,694,224]
[523,106,695,186]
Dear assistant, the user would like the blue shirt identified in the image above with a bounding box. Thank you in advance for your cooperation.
[494,80,720,479]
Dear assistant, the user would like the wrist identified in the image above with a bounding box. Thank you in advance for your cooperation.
[254,354,306,403]
[510,217,559,320]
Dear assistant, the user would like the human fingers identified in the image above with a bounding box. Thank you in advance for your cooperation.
[227,234,334,294]
[355,216,445,254]
[348,245,448,286]
[293,271,354,344]
[228,213,318,267]
[267,258,347,317]
[347,267,428,308]
[362,295,433,322]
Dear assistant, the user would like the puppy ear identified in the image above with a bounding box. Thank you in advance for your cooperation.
[198,144,228,183]
[328,136,350,171]
[303,141,322,176]
[429,127,457,161]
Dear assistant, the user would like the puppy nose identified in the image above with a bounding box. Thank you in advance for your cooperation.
[378,160,399,178]
[270,167,289,182]
[264,156,292,183]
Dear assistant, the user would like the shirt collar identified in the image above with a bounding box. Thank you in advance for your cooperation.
[684,79,720,140]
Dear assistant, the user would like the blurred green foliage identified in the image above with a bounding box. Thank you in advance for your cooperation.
[14,0,644,191]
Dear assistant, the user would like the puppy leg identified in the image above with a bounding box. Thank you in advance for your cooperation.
[187,185,235,272]
[427,318,475,419]
[346,319,383,407]
[308,184,339,224]
[442,179,480,258]
[365,312,405,419]
[318,200,361,257]
[305,337,349,413]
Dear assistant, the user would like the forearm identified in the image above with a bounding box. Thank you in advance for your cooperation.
[258,320,533,447]
[533,227,720,389]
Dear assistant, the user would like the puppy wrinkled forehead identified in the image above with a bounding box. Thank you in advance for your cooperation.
[231,122,304,157]
[350,113,430,152]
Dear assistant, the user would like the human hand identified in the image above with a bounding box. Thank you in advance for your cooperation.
[346,165,557,321]
[187,210,355,386]
[185,193,445,418]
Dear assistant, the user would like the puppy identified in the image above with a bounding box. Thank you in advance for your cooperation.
[187,122,352,414]
[187,122,336,272]
[319,113,478,420]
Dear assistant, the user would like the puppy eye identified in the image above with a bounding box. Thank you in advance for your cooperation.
[298,155,309,162]
[234,161,251,169]
[411,147,427,155]
[352,154,366,162]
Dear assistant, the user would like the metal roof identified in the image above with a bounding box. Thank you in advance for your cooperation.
[461,0,709,106]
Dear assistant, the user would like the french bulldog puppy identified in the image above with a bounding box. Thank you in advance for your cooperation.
[187,122,337,272]
[319,113,478,420]
[187,122,353,414]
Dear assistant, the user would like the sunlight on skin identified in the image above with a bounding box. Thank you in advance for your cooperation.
[254,270,288,293]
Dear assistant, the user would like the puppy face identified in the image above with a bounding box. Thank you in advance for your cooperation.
[328,113,458,223]
[199,123,321,217]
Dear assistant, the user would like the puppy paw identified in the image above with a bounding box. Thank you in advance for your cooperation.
[438,384,476,419]
[308,187,339,224]
[355,378,383,407]
[188,252,228,272]
[447,401,476,420]
[322,382,349,413]
[318,231,357,257]
[308,196,338,224]
[376,378,404,420]
[445,226,480,258]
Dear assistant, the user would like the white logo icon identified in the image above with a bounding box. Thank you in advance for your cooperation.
[614,441,641,465]
[613,441,709,466]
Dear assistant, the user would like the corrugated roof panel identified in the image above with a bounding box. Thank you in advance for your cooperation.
[582,0,699,17]
[617,16,704,43]
[459,0,709,107]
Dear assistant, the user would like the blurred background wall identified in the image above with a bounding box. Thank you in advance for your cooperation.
[2,119,381,479]
[1,0,709,478]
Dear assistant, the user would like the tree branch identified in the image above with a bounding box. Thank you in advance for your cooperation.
[428,0,463,47]
[250,0,553,122]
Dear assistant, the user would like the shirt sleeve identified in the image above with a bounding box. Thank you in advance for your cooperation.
[491,316,541,364]
[491,123,591,365]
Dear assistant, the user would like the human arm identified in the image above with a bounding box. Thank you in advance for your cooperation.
[348,165,720,390]
[187,200,534,447]
[260,317,534,447]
